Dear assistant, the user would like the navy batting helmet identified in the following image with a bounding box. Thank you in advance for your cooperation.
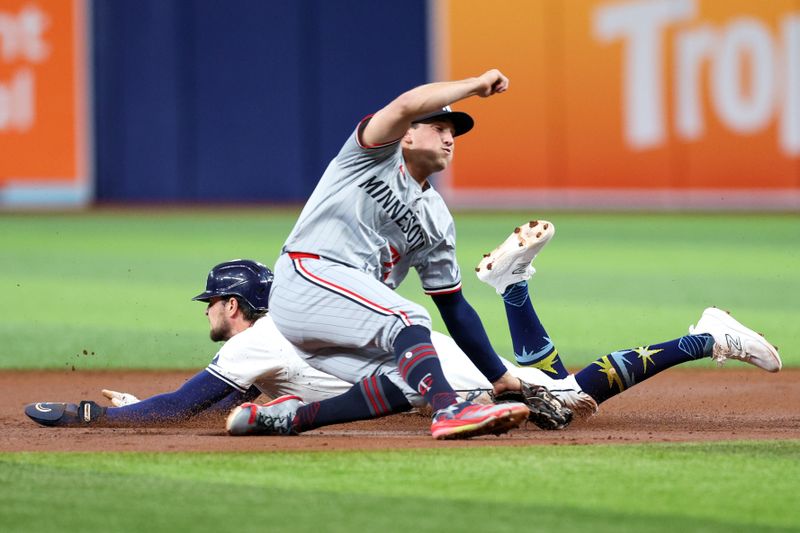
[192,259,273,312]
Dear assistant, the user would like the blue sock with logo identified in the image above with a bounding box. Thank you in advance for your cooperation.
[502,281,569,378]
[293,375,412,432]
[394,325,460,411]
[574,333,714,403]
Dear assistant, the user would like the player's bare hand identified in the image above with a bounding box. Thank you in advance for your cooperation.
[475,69,509,97]
[490,372,522,396]
[101,389,140,407]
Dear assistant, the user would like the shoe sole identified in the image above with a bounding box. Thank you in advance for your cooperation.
[475,220,554,280]
[226,395,303,436]
[702,307,781,372]
[226,404,258,436]
[432,404,528,440]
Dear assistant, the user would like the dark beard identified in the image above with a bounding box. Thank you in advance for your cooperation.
[209,323,231,342]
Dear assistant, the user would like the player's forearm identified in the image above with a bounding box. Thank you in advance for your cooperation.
[364,70,508,145]
[103,370,239,424]
[432,291,507,382]
[391,77,489,118]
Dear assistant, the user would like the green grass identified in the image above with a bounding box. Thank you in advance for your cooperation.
[2,210,797,533]
[1,441,798,532]
[1,210,797,368]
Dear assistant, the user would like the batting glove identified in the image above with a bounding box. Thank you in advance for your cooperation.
[102,389,141,407]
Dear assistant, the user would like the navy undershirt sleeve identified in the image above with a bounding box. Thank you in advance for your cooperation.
[206,385,261,414]
[103,369,246,424]
[431,290,507,383]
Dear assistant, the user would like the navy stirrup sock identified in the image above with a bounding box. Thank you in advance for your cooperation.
[393,325,460,411]
[502,281,569,378]
[575,333,714,404]
[293,375,411,432]
[294,325,459,431]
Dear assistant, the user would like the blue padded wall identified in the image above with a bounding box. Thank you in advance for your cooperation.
[92,0,428,203]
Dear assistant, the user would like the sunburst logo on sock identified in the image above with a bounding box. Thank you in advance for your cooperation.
[530,350,561,375]
[593,355,625,392]
[516,337,554,365]
[633,346,663,373]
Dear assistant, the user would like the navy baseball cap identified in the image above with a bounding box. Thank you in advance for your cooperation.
[412,106,474,137]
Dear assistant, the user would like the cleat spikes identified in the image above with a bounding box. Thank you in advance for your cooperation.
[475,219,555,294]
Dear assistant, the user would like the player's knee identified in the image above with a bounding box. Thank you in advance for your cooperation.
[403,302,431,329]
[381,303,431,353]
[393,324,433,354]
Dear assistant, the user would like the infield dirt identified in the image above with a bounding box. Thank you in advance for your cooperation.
[2,369,798,452]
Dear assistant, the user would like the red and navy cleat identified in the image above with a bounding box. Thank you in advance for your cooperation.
[431,400,528,440]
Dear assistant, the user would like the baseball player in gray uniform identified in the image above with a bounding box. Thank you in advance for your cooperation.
[226,69,564,440]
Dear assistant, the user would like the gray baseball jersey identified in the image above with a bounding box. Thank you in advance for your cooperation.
[283,118,461,294]
[270,117,465,392]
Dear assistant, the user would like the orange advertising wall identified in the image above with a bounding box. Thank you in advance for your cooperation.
[0,0,89,205]
[441,0,800,208]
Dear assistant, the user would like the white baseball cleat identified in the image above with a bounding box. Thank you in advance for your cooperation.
[476,220,555,294]
[226,395,304,436]
[549,375,599,418]
[689,307,781,373]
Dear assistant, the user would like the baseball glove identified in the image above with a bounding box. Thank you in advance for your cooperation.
[492,381,573,430]
[25,401,106,427]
